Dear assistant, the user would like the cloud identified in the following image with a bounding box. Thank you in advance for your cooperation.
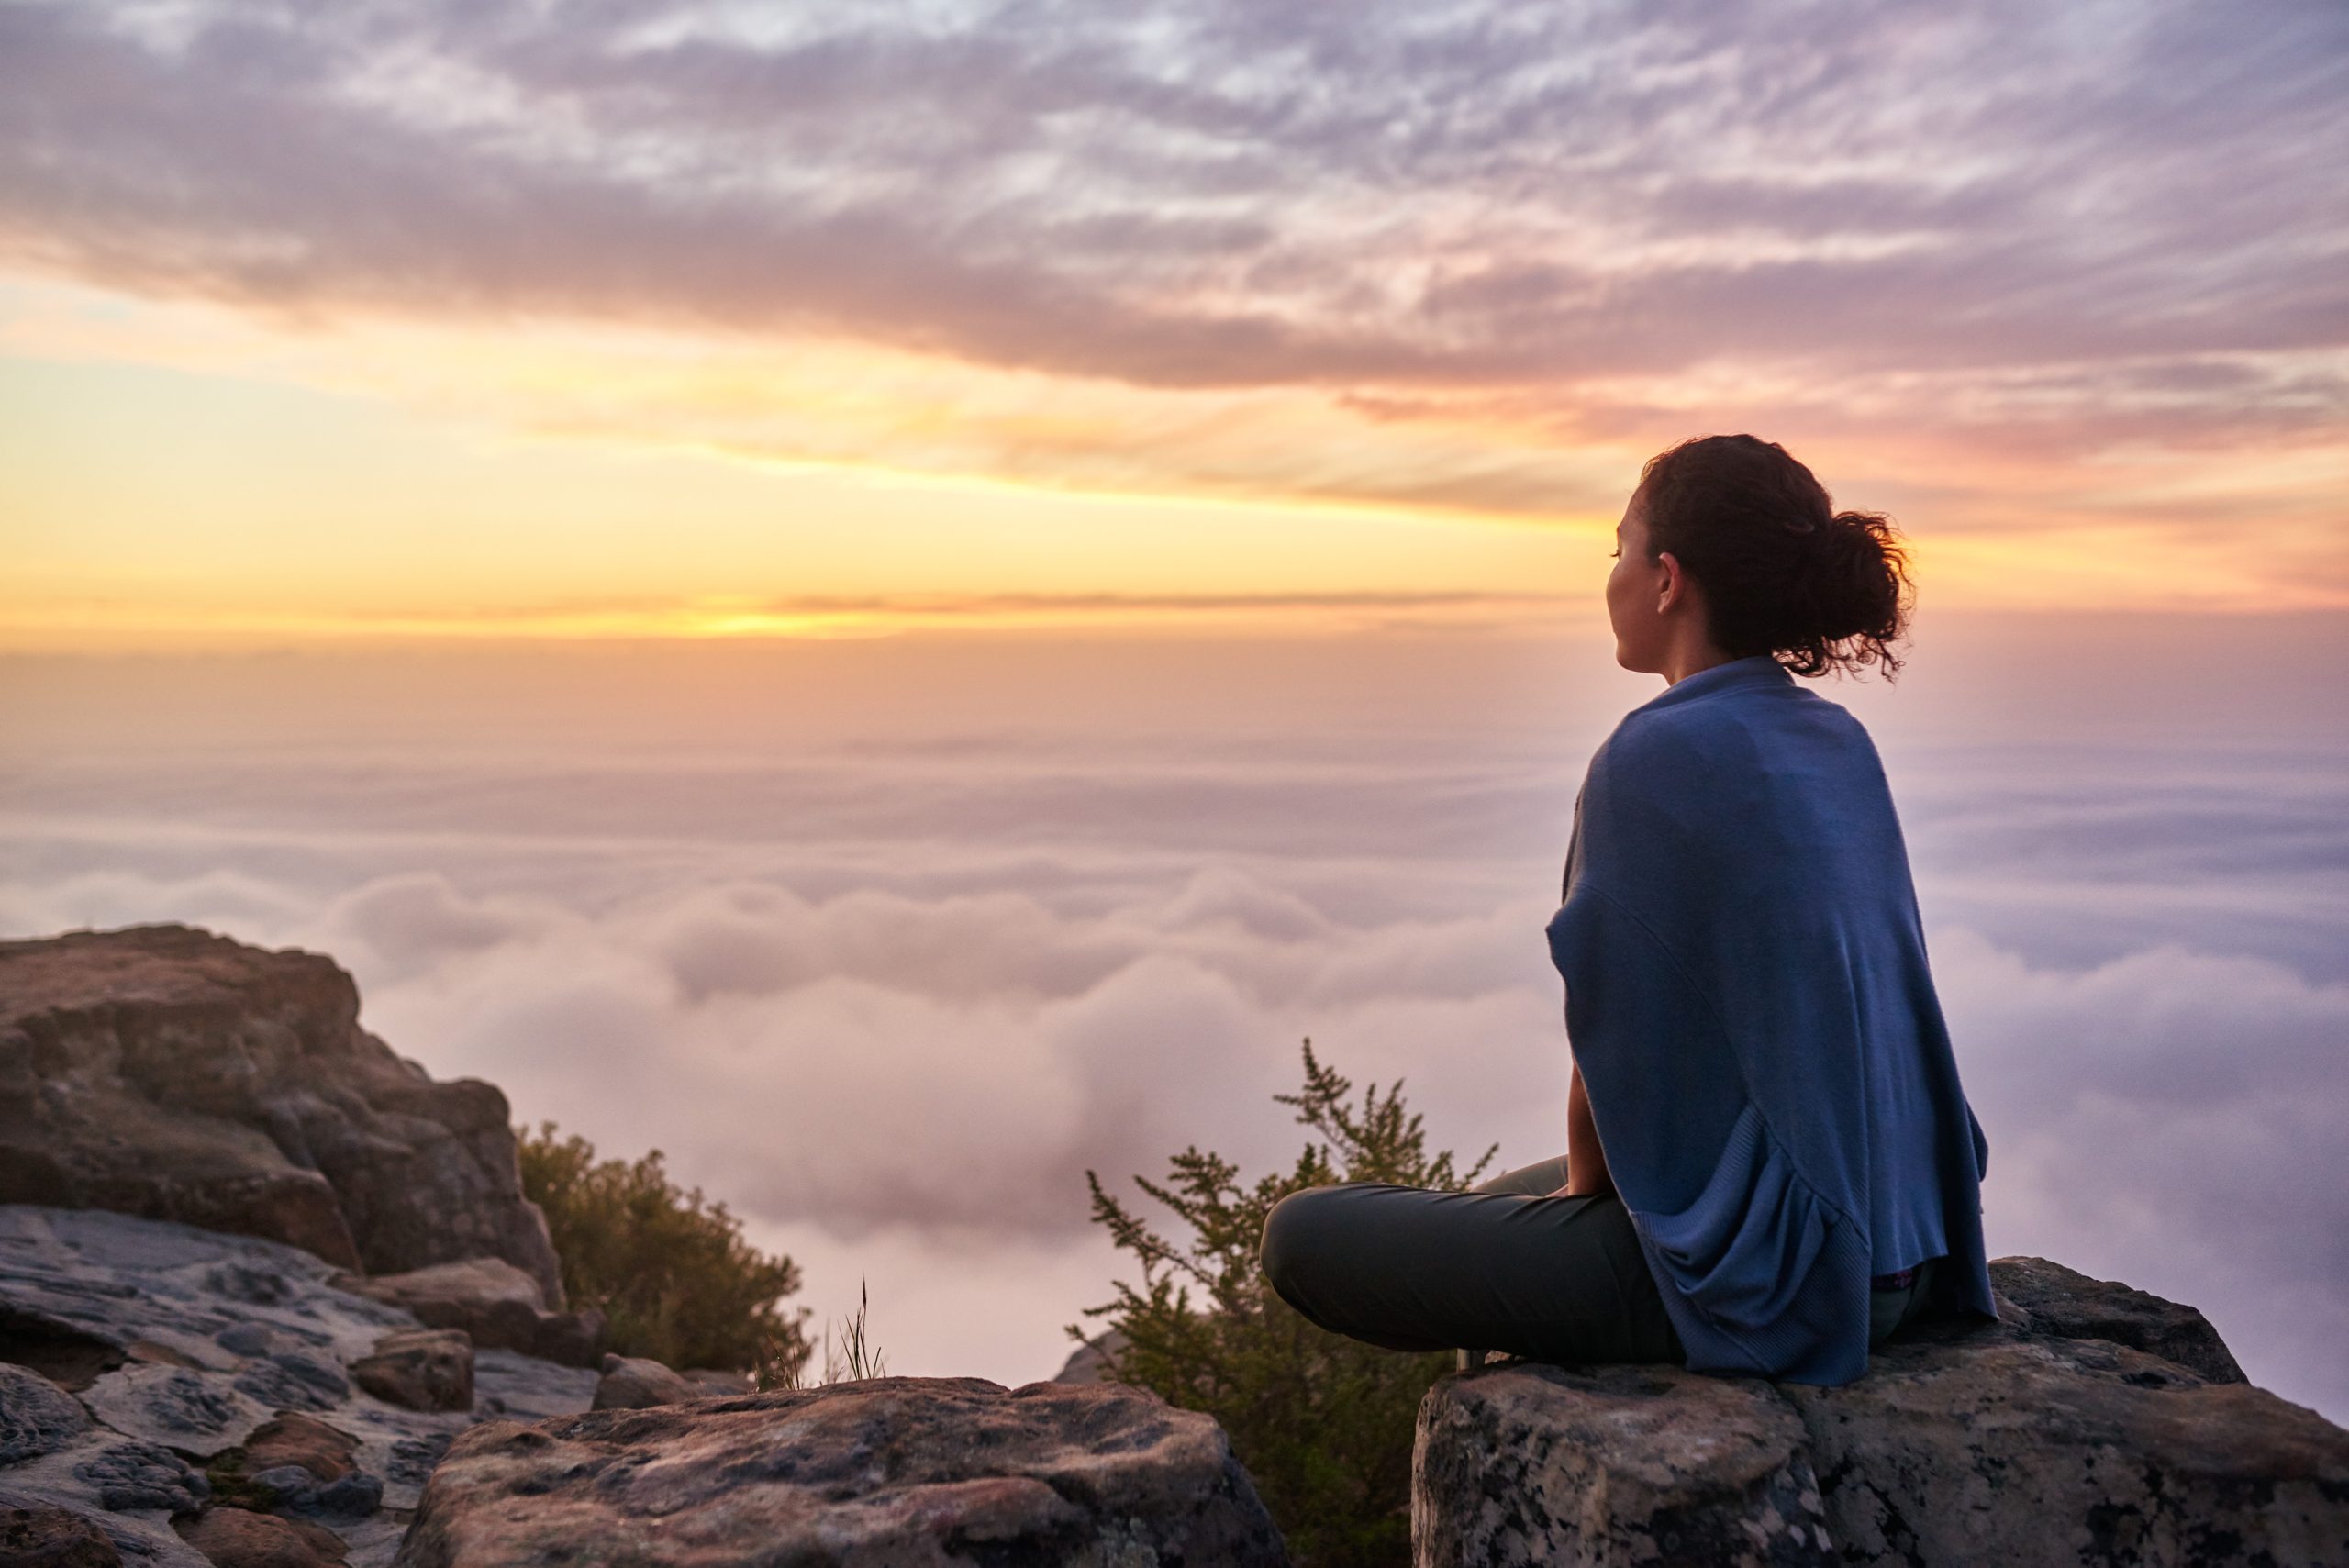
[10,819,2344,1405]
[2,628,2344,1405]
[1930,927,2349,1414]
[0,0,2339,451]
[284,864,1563,1238]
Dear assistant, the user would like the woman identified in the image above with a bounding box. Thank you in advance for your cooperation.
[1258,433,1998,1385]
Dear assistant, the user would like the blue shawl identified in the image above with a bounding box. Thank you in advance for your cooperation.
[1545,654,1998,1385]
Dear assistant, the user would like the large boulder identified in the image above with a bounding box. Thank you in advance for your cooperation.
[349,1331,473,1415]
[395,1376,1290,1567]
[1416,1361,1831,1566]
[1985,1253,2248,1384]
[1050,1328,1128,1385]
[0,926,561,1305]
[332,1260,603,1369]
[588,1354,700,1411]
[1414,1257,2349,1568]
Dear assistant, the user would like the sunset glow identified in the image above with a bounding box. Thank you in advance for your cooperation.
[5,2,2343,644]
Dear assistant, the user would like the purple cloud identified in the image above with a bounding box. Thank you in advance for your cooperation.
[0,0,2340,421]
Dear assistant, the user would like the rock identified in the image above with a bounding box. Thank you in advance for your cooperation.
[0,1366,92,1465]
[1414,1362,1832,1566]
[1786,1335,2345,1565]
[0,926,561,1305]
[1,1207,395,1377]
[522,1309,604,1370]
[1413,1256,2349,1567]
[2,1432,212,1565]
[211,1327,270,1359]
[77,1367,267,1461]
[1985,1254,2248,1384]
[676,1369,752,1396]
[1051,1328,1127,1385]
[333,1262,538,1342]
[332,1261,600,1370]
[395,1376,1289,1567]
[172,1508,345,1568]
[209,1412,370,1518]
[230,1354,349,1416]
[210,1412,381,1521]
[376,1437,449,1496]
[234,1414,359,1485]
[588,1354,699,1411]
[467,1351,596,1426]
[0,1206,593,1540]
[0,1507,122,1568]
[0,1207,597,1567]
[239,1469,323,1509]
[69,1440,210,1512]
[349,1333,470,1414]
[306,1475,381,1520]
[0,1307,127,1395]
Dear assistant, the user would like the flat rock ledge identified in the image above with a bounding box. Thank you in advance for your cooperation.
[395,1375,1290,1568]
[1,1205,601,1568]
[1413,1257,2349,1568]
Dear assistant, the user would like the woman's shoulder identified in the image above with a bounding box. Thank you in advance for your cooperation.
[1603,672,1875,772]
[1587,683,1892,850]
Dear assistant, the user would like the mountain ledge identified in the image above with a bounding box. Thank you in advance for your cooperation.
[1415,1258,2348,1567]
[0,924,562,1305]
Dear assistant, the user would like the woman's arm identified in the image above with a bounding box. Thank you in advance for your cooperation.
[1558,1055,1616,1197]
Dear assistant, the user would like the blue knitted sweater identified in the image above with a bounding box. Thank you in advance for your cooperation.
[1545,655,1998,1385]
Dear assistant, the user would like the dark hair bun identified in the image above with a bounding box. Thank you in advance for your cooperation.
[1637,435,1914,680]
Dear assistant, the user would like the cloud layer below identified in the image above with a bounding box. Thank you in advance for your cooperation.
[5,617,2345,1415]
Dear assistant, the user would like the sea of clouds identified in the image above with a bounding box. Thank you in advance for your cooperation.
[4,615,2343,1418]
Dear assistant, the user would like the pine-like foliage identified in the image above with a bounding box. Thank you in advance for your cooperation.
[1074,1040,1497,1568]
[517,1122,814,1386]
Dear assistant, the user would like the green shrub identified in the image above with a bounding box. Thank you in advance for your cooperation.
[517,1122,814,1386]
[1075,1040,1496,1568]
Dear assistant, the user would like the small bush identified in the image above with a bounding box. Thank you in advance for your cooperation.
[518,1122,813,1386]
[1075,1040,1495,1568]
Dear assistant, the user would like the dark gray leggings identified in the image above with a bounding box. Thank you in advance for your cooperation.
[1259,1153,1934,1368]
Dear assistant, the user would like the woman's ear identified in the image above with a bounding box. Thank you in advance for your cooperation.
[1654,550,1691,614]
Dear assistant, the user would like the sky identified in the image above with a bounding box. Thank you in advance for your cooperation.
[2,0,2344,639]
[1,0,2344,1418]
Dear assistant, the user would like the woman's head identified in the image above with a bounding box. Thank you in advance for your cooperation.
[1607,434,1914,682]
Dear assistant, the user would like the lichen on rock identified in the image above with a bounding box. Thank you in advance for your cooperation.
[1412,1257,2349,1568]
[395,1376,1291,1567]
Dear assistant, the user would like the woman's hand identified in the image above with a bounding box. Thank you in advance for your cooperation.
[1559,1056,1616,1198]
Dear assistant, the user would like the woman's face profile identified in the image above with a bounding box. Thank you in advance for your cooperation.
[1607,484,1664,673]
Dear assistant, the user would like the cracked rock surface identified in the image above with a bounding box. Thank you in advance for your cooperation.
[395,1376,1291,1567]
[1,1206,597,1568]
[1413,1257,2349,1568]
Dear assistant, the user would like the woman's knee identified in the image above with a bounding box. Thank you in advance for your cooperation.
[1259,1185,1343,1303]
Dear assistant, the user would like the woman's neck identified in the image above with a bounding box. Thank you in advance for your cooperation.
[1660,641,1742,687]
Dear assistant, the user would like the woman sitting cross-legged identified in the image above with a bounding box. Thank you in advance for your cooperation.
[1258,434,1999,1385]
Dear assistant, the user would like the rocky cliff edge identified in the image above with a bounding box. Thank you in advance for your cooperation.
[0,925,561,1305]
